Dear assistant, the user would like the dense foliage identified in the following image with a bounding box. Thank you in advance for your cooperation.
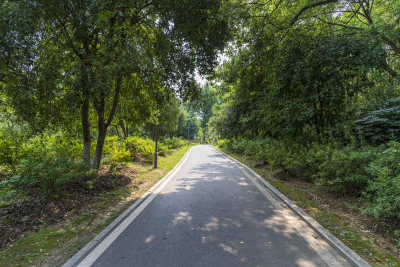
[1,0,230,169]
[199,0,400,240]
[1,0,400,252]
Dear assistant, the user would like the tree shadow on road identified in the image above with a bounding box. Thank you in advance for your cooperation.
[92,147,345,267]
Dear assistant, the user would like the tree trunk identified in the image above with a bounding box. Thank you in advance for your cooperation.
[91,74,123,170]
[115,125,120,137]
[119,119,128,139]
[91,126,107,170]
[91,90,106,170]
[81,97,91,168]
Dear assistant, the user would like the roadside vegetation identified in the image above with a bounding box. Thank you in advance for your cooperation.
[1,0,228,265]
[217,145,400,266]
[200,0,400,264]
[0,144,193,266]
[2,0,400,265]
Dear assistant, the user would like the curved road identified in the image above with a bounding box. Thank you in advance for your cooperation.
[73,145,354,267]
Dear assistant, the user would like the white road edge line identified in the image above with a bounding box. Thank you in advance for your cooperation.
[232,159,344,267]
[63,146,194,267]
[213,147,371,267]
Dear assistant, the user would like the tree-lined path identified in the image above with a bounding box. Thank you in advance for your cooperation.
[72,145,353,267]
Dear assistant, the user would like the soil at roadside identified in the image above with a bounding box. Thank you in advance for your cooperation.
[0,166,133,250]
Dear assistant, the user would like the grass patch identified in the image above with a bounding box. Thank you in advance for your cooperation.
[0,225,88,266]
[0,144,195,267]
[217,146,400,267]
[92,187,130,209]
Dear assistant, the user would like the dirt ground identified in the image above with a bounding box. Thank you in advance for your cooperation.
[0,167,132,250]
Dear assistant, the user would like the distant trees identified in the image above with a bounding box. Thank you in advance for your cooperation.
[158,96,182,139]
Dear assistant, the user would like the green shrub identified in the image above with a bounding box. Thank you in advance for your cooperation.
[229,139,249,154]
[0,138,20,173]
[243,139,261,157]
[103,136,130,164]
[276,143,323,180]
[157,143,168,156]
[229,138,377,194]
[228,137,400,223]
[163,137,188,149]
[125,136,156,162]
[363,167,400,219]
[0,131,87,198]
[316,145,376,194]
[216,139,228,148]
[0,178,17,205]
[362,142,400,219]
[0,129,27,173]
[12,152,87,196]
[25,132,82,160]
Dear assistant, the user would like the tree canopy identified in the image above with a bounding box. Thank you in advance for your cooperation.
[1,0,230,169]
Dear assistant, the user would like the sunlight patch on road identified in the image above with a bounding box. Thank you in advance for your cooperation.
[296,258,318,267]
[219,243,238,254]
[200,217,219,231]
[145,235,155,244]
[172,211,193,225]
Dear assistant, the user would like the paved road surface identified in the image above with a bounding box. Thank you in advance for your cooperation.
[77,145,353,267]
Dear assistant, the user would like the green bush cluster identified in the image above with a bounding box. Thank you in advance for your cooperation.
[216,139,228,148]
[13,152,87,196]
[363,142,400,219]
[1,138,87,197]
[0,137,21,174]
[228,138,400,220]
[0,132,179,199]
[98,135,164,164]
[25,133,83,160]
[102,136,131,164]
[124,136,167,162]
[163,137,188,149]
[124,136,153,161]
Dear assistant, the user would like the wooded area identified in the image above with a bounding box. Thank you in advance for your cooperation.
[205,0,400,256]
[1,0,400,264]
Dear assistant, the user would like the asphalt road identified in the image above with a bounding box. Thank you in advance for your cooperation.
[77,145,352,267]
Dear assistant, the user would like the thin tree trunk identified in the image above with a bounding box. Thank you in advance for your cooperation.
[81,98,91,168]
[119,119,127,138]
[91,127,107,170]
[91,74,123,170]
[115,125,120,137]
